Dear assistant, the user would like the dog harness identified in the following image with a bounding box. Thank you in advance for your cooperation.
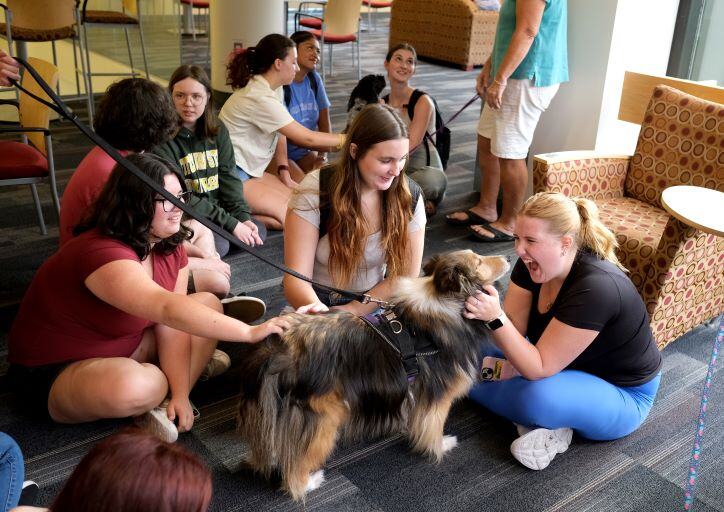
[360,309,439,382]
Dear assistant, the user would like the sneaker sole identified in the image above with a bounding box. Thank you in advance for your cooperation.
[510,427,572,470]
[135,408,178,443]
[222,296,266,323]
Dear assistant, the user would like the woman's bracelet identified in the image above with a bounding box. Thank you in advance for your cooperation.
[493,77,507,87]
[277,164,289,173]
[337,133,345,150]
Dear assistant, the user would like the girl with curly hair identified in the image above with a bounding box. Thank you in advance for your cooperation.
[8,154,289,443]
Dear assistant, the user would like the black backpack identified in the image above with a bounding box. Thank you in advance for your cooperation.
[283,72,319,107]
[317,165,422,239]
[383,89,451,170]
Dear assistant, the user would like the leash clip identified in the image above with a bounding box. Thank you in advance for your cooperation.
[361,294,393,309]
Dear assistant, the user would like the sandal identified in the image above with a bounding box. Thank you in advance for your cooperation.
[445,209,492,227]
[468,224,514,243]
[425,200,437,218]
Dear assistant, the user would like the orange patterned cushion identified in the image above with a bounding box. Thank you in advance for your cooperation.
[597,198,668,291]
[626,85,724,209]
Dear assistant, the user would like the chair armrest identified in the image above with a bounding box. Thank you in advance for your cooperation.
[532,151,632,201]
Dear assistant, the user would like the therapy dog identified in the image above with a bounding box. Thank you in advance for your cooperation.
[344,74,386,131]
[236,250,510,500]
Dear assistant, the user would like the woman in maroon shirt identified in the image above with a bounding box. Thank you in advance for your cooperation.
[8,154,288,442]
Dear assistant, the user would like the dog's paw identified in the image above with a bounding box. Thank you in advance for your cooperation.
[305,470,325,493]
[442,435,458,453]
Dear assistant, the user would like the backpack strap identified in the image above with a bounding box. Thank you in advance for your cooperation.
[406,89,432,166]
[283,72,320,107]
[318,165,422,240]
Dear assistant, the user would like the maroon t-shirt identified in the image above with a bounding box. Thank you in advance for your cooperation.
[9,230,188,367]
[59,147,129,246]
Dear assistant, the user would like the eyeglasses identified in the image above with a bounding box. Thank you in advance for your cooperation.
[155,191,193,212]
[172,92,206,105]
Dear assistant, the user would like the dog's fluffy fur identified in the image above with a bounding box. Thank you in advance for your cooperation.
[236,250,510,500]
[344,74,386,131]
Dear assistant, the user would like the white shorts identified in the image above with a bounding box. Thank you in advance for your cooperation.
[477,79,560,160]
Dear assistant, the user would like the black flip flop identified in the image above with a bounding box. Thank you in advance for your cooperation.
[468,224,514,243]
[445,209,492,227]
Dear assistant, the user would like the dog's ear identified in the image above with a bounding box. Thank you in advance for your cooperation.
[422,255,440,276]
[433,263,473,294]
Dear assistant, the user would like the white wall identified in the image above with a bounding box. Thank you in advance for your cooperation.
[210,0,285,94]
[528,0,680,174]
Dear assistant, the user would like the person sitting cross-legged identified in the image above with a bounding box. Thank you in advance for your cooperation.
[8,154,289,443]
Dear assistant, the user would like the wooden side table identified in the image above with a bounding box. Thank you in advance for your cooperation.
[661,185,724,237]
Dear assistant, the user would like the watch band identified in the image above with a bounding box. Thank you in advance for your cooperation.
[485,313,506,331]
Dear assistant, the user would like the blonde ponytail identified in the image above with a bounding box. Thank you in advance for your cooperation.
[519,192,626,272]
[572,198,626,272]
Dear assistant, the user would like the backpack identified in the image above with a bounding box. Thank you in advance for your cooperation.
[283,72,319,107]
[383,89,451,170]
[317,165,422,239]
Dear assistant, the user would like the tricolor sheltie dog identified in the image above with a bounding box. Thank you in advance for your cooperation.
[236,250,510,500]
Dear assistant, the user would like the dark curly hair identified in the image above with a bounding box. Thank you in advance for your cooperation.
[74,153,192,260]
[226,33,295,89]
[93,78,177,152]
[168,64,219,140]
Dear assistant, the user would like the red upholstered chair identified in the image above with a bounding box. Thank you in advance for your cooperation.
[533,74,724,349]
[295,0,363,79]
[0,57,61,235]
[362,0,392,31]
[294,1,326,31]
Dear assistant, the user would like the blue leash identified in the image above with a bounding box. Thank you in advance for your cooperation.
[684,315,722,510]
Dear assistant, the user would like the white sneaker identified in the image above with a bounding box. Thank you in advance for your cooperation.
[510,427,573,470]
[135,405,178,443]
[221,295,266,323]
[199,349,231,381]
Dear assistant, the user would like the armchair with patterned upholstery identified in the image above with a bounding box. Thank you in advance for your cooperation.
[533,82,724,350]
[389,0,499,70]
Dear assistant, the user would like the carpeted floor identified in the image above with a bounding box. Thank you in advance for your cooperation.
[1,14,723,512]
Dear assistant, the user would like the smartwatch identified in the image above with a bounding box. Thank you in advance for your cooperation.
[485,313,506,331]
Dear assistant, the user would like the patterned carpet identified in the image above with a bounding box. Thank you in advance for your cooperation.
[1,14,723,512]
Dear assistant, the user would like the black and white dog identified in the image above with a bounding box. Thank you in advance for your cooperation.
[344,74,386,131]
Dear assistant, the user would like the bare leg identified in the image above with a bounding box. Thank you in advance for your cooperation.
[447,135,499,224]
[243,174,292,230]
[471,156,526,238]
[184,219,230,298]
[48,330,168,423]
[48,294,221,424]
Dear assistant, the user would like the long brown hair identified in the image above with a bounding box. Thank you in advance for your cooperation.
[226,33,295,89]
[51,428,212,512]
[168,64,219,139]
[519,192,626,272]
[326,104,412,286]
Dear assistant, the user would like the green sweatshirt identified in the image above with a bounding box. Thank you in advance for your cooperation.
[153,124,251,231]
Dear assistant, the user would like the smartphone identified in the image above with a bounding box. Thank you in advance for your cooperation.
[480,356,520,381]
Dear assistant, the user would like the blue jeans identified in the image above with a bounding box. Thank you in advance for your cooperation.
[469,341,661,441]
[235,165,251,182]
[0,433,24,512]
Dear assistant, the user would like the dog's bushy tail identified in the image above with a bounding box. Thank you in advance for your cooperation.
[237,338,292,476]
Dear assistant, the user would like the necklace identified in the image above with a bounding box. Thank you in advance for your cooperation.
[540,281,556,312]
